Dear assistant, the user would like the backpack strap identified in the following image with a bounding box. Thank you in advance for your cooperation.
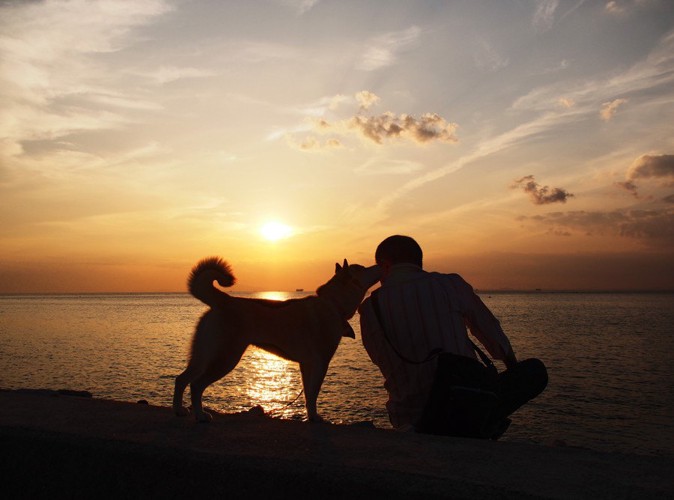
[370,289,495,371]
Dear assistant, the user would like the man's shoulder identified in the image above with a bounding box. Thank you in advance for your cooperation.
[428,271,467,283]
[381,270,467,288]
[427,272,474,295]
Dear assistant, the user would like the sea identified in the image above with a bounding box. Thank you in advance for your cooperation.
[1,291,672,458]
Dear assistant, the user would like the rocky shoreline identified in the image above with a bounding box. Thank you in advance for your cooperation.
[1,389,672,498]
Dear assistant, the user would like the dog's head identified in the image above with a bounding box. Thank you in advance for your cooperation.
[318,260,381,323]
[334,259,381,292]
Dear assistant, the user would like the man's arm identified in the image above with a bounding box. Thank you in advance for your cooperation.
[448,274,516,366]
[358,297,385,367]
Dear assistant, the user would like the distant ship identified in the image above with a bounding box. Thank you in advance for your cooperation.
[295,288,304,292]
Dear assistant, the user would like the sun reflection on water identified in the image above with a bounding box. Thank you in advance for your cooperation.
[206,290,306,419]
[254,291,290,301]
[242,347,303,418]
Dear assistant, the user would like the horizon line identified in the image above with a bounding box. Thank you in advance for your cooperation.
[1,288,673,296]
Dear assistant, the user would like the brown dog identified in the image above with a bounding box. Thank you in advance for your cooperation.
[173,257,381,422]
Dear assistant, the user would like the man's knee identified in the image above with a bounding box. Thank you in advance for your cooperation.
[518,358,548,395]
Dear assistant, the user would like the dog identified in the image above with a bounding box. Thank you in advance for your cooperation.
[173,257,381,422]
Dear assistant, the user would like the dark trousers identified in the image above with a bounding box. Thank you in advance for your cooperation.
[491,358,548,422]
[416,357,548,438]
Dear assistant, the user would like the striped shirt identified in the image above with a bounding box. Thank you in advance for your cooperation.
[359,264,513,429]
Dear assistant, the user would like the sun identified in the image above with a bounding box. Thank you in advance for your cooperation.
[259,221,293,242]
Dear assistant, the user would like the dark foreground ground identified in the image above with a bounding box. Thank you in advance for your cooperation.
[1,389,672,499]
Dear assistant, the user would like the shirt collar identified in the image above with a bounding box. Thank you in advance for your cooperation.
[382,263,424,285]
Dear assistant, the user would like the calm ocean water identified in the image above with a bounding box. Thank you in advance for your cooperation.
[1,291,672,457]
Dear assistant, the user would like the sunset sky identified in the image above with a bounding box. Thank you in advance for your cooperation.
[1,0,673,293]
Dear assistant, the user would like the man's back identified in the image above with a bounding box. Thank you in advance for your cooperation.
[359,263,512,429]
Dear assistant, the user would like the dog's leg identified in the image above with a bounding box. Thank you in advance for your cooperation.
[173,362,205,417]
[175,313,217,418]
[173,368,193,417]
[173,331,212,417]
[190,342,248,423]
[189,377,215,423]
[300,359,331,423]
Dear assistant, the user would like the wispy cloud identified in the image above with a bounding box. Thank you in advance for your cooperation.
[512,175,575,205]
[604,0,659,17]
[600,98,628,121]
[604,1,627,16]
[0,0,171,158]
[473,40,509,72]
[367,109,575,216]
[139,66,217,85]
[512,29,674,116]
[232,40,302,63]
[358,26,421,71]
[354,158,423,176]
[285,135,342,151]
[539,59,571,75]
[274,0,320,15]
[557,97,575,108]
[532,0,559,32]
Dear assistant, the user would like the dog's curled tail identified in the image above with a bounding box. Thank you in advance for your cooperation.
[188,257,236,307]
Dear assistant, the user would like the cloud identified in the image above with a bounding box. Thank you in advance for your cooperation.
[355,159,423,176]
[355,91,380,111]
[617,154,674,197]
[348,112,458,145]
[289,94,350,119]
[512,27,674,117]
[532,0,559,32]
[287,92,458,150]
[0,0,171,157]
[520,207,674,247]
[473,40,509,72]
[628,154,674,180]
[557,97,575,108]
[285,135,342,151]
[358,26,421,71]
[604,1,627,15]
[141,66,217,85]
[512,175,574,205]
[274,0,320,15]
[543,59,571,74]
[604,0,649,17]
[616,179,639,196]
[600,98,628,121]
[370,110,584,216]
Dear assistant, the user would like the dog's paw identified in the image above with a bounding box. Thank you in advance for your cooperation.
[307,414,326,424]
[195,411,213,423]
[174,406,191,417]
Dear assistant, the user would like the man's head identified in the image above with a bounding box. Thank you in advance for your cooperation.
[375,235,423,270]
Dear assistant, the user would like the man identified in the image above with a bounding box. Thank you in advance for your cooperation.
[359,235,547,437]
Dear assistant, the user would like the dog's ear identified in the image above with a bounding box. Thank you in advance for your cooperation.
[335,262,342,273]
[343,258,348,269]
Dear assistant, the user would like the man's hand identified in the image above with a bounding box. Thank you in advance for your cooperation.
[504,350,518,370]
